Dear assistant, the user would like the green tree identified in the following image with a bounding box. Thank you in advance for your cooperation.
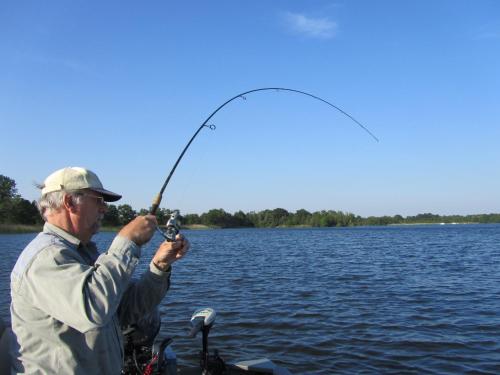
[183,213,201,225]
[200,209,233,227]
[103,204,120,226]
[118,204,136,225]
[233,210,253,227]
[156,208,172,225]
[293,209,312,225]
[0,175,18,223]
[271,208,290,226]
[9,197,41,224]
[0,175,17,200]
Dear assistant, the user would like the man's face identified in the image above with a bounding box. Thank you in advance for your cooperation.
[74,190,107,242]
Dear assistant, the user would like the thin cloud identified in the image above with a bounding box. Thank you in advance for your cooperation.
[283,12,338,39]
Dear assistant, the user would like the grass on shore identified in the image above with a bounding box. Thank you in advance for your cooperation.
[100,224,214,232]
[1,222,487,234]
[0,223,213,234]
[0,224,43,234]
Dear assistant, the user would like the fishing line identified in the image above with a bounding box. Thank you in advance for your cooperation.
[172,131,212,213]
[150,87,379,216]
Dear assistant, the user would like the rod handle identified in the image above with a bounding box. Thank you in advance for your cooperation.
[150,193,162,215]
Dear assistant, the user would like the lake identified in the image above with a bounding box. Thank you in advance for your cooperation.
[1,224,500,374]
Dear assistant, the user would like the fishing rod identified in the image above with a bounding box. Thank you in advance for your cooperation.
[150,87,379,225]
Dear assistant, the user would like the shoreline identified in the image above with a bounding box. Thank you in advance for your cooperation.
[0,224,43,234]
[0,222,488,234]
[387,222,480,226]
[0,223,215,234]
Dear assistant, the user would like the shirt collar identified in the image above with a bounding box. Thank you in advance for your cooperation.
[43,222,81,247]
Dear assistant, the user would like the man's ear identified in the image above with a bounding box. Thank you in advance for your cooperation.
[63,194,79,213]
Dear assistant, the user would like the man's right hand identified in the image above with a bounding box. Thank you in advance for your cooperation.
[119,215,157,246]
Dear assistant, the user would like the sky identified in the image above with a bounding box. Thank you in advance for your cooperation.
[0,0,499,217]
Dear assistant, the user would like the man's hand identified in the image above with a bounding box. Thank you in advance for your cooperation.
[119,215,157,246]
[152,234,190,271]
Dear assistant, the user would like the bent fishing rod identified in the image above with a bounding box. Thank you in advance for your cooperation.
[150,87,379,221]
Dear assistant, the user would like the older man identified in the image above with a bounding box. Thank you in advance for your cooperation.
[10,167,189,374]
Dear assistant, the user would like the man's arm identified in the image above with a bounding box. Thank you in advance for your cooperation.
[118,260,171,326]
[23,235,140,333]
[18,215,157,333]
[118,235,190,326]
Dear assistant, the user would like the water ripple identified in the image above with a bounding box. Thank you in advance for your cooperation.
[2,225,500,374]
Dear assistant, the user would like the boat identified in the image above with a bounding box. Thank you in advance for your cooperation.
[122,307,292,374]
[0,308,291,375]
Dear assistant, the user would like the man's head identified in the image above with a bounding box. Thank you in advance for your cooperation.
[37,167,122,243]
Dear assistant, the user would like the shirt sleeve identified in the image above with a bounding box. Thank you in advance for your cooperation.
[23,235,141,333]
[118,260,171,327]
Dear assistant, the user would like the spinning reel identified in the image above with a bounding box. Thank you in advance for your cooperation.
[156,210,181,242]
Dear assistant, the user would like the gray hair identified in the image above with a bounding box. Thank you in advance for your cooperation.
[36,189,84,221]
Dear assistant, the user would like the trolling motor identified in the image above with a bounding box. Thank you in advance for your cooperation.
[122,307,291,375]
[123,307,223,375]
[189,308,226,375]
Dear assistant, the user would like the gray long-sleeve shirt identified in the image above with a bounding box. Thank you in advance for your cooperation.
[10,223,171,374]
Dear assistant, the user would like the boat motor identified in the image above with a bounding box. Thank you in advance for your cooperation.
[189,308,226,375]
[121,307,291,374]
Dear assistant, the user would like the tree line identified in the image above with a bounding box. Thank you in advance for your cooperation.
[0,175,41,225]
[175,208,500,228]
[2,174,500,228]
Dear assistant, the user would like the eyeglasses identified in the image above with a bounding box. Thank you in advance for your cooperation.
[82,194,107,207]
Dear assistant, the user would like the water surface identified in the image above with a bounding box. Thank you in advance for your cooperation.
[1,225,500,374]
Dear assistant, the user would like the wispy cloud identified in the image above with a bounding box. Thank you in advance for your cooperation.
[283,12,338,39]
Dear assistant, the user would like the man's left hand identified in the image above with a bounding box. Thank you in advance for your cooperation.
[152,234,190,272]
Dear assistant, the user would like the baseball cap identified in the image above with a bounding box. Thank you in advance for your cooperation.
[41,167,122,202]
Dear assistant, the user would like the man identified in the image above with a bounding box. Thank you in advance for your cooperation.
[10,167,190,374]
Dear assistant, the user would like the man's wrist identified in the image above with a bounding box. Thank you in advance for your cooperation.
[152,260,171,273]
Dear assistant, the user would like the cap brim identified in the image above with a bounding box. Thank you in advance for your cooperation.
[90,188,122,202]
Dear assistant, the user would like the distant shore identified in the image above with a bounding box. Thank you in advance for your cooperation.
[387,222,479,226]
[0,222,490,234]
[0,223,213,234]
[0,224,43,234]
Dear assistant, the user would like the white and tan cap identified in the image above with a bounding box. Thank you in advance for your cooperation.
[41,167,122,202]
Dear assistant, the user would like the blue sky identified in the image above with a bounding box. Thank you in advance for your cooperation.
[1,1,499,217]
